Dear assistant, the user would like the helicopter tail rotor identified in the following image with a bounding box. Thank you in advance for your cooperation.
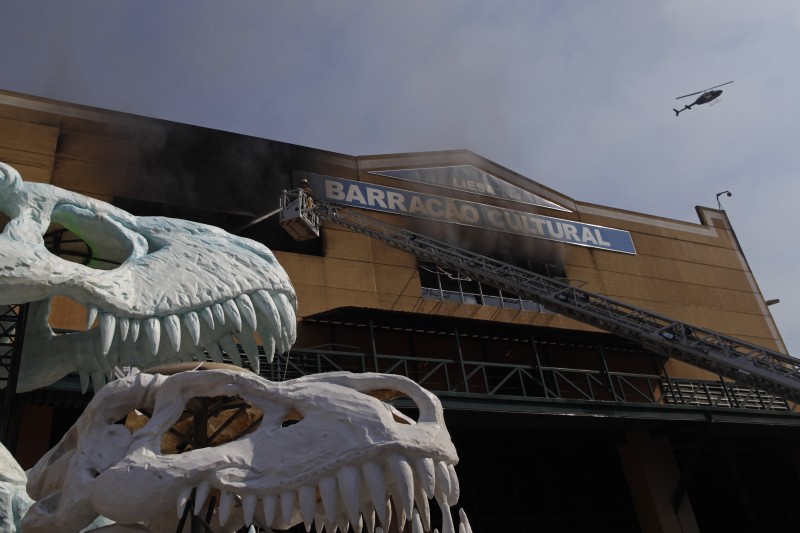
[674,104,691,116]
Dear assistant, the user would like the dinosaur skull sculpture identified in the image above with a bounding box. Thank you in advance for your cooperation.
[0,162,296,392]
[0,441,33,532]
[23,369,471,533]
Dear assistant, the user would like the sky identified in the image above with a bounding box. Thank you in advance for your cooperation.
[1,1,798,355]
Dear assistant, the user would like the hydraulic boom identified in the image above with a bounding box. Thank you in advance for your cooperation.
[280,190,800,404]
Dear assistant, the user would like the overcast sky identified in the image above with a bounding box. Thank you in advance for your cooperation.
[1,1,798,355]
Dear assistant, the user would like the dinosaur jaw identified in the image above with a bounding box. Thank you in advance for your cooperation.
[18,287,297,392]
[87,372,465,532]
[167,451,467,533]
[25,370,470,533]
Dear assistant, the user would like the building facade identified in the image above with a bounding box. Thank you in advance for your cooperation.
[1,89,799,532]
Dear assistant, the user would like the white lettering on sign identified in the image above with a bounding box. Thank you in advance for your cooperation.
[325,180,345,200]
[312,175,635,254]
[460,204,480,224]
[345,185,366,204]
[487,209,504,229]
[366,188,387,208]
[387,191,406,211]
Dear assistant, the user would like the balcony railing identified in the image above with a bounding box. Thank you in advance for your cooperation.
[265,346,794,413]
[42,339,795,415]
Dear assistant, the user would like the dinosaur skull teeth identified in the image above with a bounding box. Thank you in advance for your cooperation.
[37,288,297,391]
[86,290,295,357]
[179,454,467,533]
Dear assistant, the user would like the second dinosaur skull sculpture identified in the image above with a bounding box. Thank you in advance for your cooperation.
[23,368,470,533]
[0,162,297,392]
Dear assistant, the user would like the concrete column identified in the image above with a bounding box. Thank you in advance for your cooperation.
[618,430,699,533]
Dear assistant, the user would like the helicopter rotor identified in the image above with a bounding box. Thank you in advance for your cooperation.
[676,80,734,100]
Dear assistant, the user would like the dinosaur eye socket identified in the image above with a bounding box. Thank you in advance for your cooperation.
[365,389,419,425]
[281,408,304,427]
[123,395,264,454]
[44,223,124,270]
[43,204,151,270]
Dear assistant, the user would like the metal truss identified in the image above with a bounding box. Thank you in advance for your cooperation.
[42,330,793,417]
[260,346,793,414]
[0,304,28,447]
[312,202,800,405]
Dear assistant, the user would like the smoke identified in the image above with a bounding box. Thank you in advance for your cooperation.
[365,152,570,268]
[130,121,295,216]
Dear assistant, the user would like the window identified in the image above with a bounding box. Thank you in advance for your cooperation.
[418,255,563,312]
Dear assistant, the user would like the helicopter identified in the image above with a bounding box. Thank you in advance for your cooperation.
[673,81,733,116]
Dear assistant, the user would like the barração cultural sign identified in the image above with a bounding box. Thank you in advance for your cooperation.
[308,174,636,255]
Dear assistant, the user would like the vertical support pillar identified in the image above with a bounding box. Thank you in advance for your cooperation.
[368,319,379,372]
[618,429,700,533]
[530,334,548,398]
[454,326,469,393]
[598,344,620,401]
[671,423,710,514]
[660,356,683,405]
[723,449,762,532]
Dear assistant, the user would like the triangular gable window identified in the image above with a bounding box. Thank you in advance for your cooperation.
[370,165,569,212]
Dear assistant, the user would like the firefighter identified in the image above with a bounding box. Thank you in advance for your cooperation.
[299,179,314,209]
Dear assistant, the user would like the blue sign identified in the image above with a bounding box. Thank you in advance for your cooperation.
[310,175,636,254]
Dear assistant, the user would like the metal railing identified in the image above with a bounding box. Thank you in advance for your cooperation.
[38,337,794,415]
[264,346,792,413]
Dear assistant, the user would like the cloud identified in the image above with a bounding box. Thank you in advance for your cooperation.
[1,0,797,354]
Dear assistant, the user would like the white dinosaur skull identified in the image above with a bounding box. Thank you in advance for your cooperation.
[0,162,297,391]
[0,441,34,532]
[23,369,469,533]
